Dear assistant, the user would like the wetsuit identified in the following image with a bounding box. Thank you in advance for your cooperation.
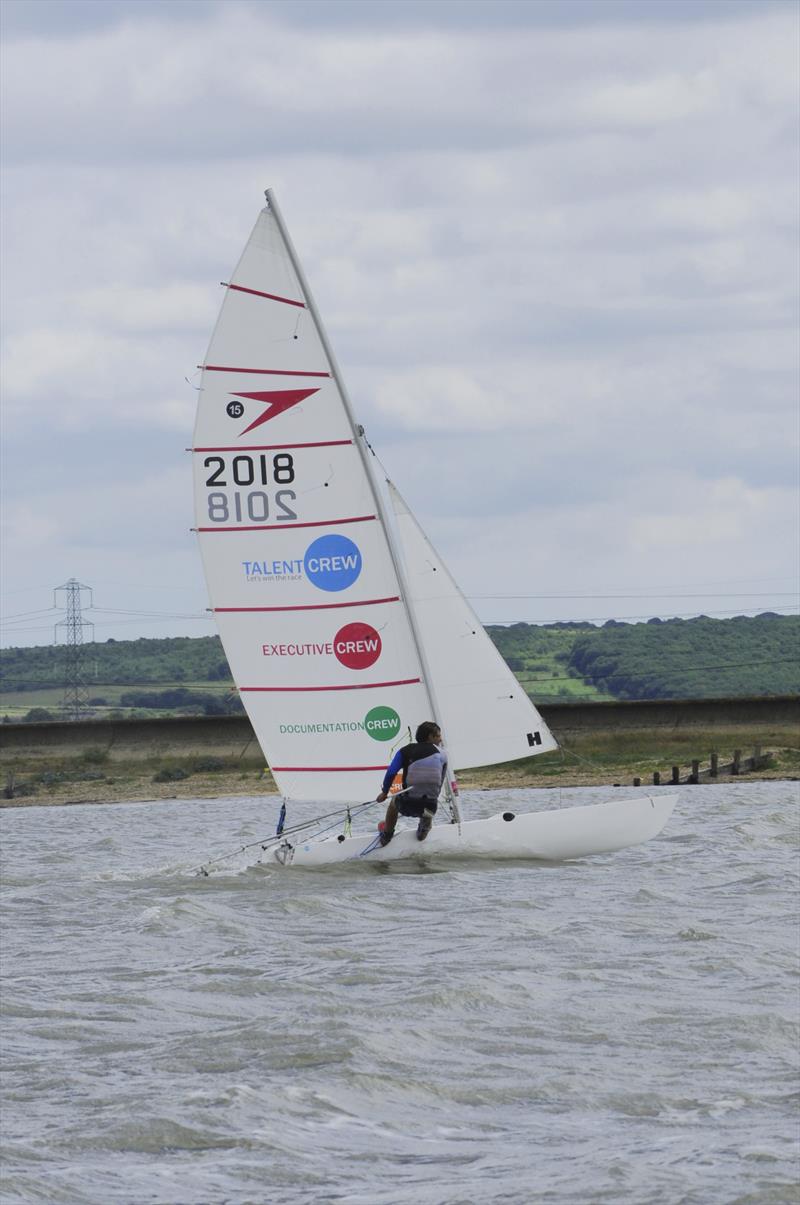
[381,741,447,817]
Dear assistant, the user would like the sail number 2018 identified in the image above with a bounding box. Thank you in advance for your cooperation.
[203,453,297,524]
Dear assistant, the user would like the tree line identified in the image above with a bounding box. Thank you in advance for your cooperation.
[2,613,797,707]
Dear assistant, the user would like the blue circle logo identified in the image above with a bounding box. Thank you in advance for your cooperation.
[304,534,362,593]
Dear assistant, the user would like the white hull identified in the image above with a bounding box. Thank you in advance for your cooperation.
[269,793,678,868]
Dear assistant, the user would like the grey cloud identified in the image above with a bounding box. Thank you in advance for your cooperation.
[1,0,796,640]
[2,0,793,39]
[4,5,796,168]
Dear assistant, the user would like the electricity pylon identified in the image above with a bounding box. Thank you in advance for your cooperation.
[54,579,94,721]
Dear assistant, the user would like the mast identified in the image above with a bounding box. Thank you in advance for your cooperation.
[265,189,462,822]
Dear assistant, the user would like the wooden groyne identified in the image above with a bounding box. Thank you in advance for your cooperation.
[633,745,774,787]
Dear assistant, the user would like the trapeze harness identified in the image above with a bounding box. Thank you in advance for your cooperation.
[382,741,447,817]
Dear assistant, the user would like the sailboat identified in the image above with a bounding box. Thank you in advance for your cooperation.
[192,191,677,867]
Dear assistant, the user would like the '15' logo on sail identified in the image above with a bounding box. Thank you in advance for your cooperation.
[227,388,319,435]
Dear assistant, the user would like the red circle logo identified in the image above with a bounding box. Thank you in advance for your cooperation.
[333,622,382,670]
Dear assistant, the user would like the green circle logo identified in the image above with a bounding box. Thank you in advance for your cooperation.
[364,705,401,742]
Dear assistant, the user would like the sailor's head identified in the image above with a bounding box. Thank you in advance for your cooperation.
[416,721,442,745]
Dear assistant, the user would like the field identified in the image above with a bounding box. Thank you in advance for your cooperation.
[3,707,797,807]
[486,624,612,702]
[0,681,234,721]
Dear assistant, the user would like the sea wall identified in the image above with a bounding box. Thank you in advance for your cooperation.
[1,696,797,765]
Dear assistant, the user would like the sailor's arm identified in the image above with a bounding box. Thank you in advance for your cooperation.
[376,749,404,801]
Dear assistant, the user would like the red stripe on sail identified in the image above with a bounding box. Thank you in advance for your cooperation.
[200,365,330,377]
[214,597,400,612]
[241,679,420,692]
[193,440,353,452]
[197,514,376,532]
[272,766,390,772]
[227,283,305,308]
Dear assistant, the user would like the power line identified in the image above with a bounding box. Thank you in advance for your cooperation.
[471,592,799,601]
[0,607,59,622]
[3,657,797,692]
[1,616,214,635]
[516,658,799,686]
[484,605,799,625]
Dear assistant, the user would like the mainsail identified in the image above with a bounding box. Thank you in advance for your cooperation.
[193,193,554,803]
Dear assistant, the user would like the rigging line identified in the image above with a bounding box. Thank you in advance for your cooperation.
[193,808,368,875]
[556,743,618,775]
[193,791,409,875]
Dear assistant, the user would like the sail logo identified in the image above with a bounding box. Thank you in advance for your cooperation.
[262,622,382,670]
[243,559,303,583]
[304,534,361,592]
[279,704,401,742]
[334,623,381,669]
[363,705,401,741]
[242,534,362,592]
[227,387,321,435]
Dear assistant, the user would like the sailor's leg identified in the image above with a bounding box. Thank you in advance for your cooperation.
[379,798,398,846]
[416,807,435,841]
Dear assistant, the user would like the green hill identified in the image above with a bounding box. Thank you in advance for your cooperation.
[1,614,797,720]
[485,622,612,702]
[567,614,799,700]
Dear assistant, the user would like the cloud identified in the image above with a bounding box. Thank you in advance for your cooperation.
[1,0,797,641]
[422,471,798,625]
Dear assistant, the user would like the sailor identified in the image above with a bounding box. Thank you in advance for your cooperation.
[376,721,447,845]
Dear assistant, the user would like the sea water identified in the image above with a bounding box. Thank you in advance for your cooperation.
[1,782,798,1205]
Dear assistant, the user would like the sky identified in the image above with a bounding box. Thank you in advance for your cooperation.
[1,0,798,648]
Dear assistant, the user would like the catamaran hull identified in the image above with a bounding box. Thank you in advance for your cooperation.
[269,793,678,868]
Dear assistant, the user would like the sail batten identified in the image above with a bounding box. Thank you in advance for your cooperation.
[197,515,377,533]
[226,283,306,307]
[202,366,332,376]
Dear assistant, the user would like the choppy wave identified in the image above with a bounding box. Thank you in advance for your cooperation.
[1,782,798,1204]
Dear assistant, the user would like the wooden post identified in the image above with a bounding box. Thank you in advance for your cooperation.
[653,771,661,785]
[710,752,719,778]
[633,776,641,787]
[671,765,680,785]
[732,749,741,775]
[690,759,700,784]
[753,743,763,768]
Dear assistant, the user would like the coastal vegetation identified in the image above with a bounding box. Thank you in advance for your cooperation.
[491,613,799,702]
[1,613,797,721]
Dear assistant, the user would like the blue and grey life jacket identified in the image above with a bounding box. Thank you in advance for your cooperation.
[398,741,447,799]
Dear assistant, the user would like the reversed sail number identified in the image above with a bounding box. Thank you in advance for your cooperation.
[206,490,297,523]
